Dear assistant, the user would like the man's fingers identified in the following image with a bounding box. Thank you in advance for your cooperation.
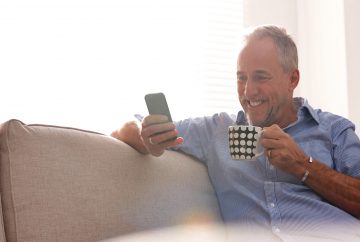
[140,114,182,157]
[152,136,184,150]
[261,124,284,140]
[142,115,169,127]
[141,122,176,140]
[146,129,178,145]
[145,136,183,157]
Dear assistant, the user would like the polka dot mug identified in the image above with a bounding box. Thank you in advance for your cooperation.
[228,125,264,160]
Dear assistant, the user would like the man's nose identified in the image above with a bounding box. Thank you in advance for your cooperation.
[244,80,259,97]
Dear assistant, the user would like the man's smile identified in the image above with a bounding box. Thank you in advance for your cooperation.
[246,99,266,109]
[248,100,263,107]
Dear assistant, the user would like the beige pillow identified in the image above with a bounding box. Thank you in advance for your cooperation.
[0,119,221,242]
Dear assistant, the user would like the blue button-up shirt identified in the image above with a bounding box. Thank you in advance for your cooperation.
[173,97,360,239]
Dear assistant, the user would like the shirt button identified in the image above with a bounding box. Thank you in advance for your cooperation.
[273,226,281,233]
[269,164,275,170]
[270,203,275,208]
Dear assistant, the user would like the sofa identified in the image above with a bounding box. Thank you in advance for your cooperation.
[2,119,359,242]
[0,119,222,242]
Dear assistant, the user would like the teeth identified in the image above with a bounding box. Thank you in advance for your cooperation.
[249,100,262,107]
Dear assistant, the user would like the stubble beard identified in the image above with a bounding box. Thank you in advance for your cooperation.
[246,107,275,128]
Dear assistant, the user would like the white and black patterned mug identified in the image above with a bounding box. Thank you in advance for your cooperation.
[228,125,263,160]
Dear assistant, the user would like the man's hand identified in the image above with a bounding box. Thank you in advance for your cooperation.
[141,115,183,156]
[261,124,309,179]
[111,120,149,154]
[111,115,183,157]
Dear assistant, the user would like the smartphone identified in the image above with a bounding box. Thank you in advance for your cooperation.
[144,92,173,122]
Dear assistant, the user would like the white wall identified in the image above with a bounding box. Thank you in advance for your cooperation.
[1,1,359,134]
[243,0,298,39]
[243,0,360,134]
[0,0,244,133]
[297,0,348,118]
[344,0,360,134]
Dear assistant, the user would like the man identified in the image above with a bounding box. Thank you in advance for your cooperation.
[112,25,360,239]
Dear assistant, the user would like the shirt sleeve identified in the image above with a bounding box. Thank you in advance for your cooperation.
[332,119,360,178]
[172,113,236,163]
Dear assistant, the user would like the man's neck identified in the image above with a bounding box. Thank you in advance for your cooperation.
[278,99,299,128]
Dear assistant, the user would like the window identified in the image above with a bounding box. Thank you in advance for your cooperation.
[0,0,243,134]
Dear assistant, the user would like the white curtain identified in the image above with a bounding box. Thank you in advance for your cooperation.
[0,0,244,134]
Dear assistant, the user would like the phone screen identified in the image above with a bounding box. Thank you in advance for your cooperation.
[144,92,173,122]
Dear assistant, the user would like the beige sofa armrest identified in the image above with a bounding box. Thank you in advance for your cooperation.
[0,119,221,242]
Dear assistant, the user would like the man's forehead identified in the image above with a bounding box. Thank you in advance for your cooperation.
[238,37,277,57]
[237,38,280,72]
[236,70,270,75]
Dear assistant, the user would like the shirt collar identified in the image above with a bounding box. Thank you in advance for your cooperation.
[295,97,320,124]
[236,97,320,125]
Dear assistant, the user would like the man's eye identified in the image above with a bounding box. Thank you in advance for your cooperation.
[237,75,247,82]
[254,75,271,81]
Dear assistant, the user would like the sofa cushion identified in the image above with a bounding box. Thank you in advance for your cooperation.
[0,119,221,242]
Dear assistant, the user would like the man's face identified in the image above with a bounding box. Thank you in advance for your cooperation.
[236,37,298,128]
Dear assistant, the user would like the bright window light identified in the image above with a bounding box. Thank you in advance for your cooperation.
[0,0,243,134]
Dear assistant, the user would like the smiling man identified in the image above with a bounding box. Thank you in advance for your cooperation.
[237,34,299,128]
[112,25,360,240]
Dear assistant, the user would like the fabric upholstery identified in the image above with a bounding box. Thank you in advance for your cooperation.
[0,119,221,242]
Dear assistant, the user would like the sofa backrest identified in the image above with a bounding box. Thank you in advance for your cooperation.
[0,119,221,242]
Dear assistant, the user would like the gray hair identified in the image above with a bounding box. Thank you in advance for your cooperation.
[244,25,298,73]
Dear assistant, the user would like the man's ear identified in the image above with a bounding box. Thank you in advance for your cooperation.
[289,69,300,91]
